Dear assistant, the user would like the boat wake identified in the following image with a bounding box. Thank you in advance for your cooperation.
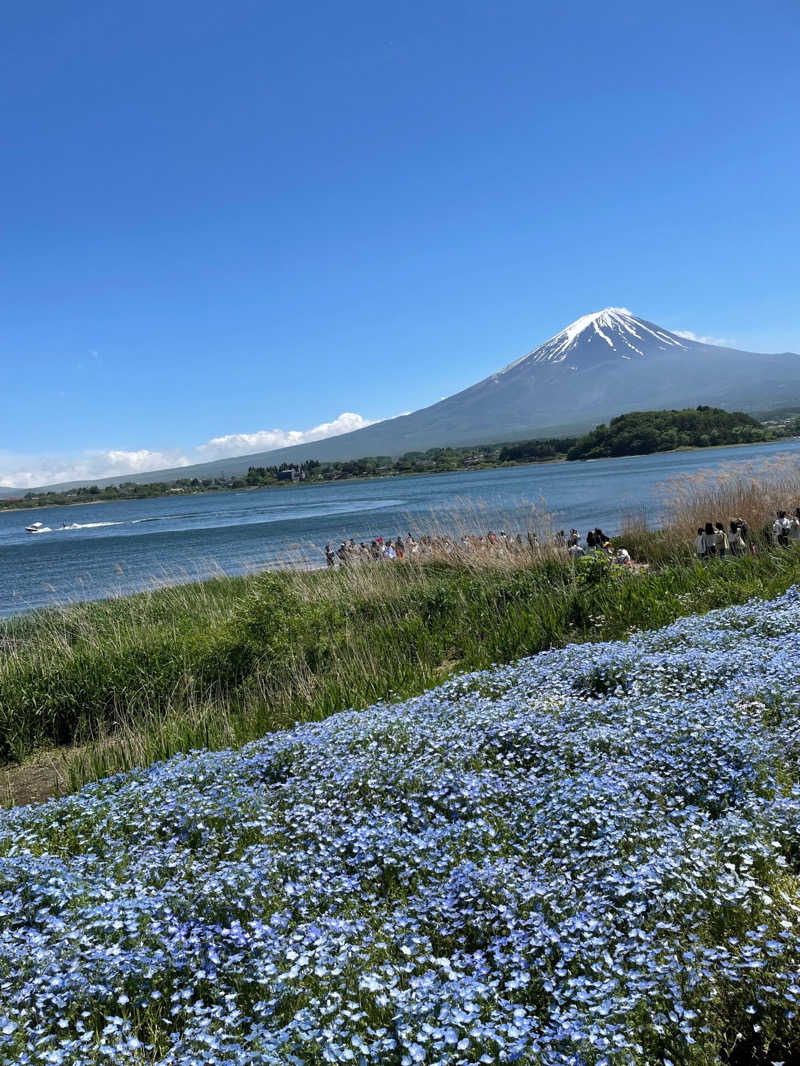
[22,497,410,540]
[59,521,127,530]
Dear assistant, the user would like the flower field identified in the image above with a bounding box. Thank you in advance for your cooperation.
[2,591,800,1064]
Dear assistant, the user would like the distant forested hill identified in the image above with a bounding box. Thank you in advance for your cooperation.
[566,406,776,461]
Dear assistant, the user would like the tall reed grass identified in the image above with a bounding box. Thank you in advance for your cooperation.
[660,452,800,539]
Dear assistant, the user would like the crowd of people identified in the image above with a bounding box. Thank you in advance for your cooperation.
[692,510,800,558]
[552,527,632,566]
[322,510,800,569]
[692,519,751,558]
[769,509,800,548]
[323,526,634,568]
[324,531,531,567]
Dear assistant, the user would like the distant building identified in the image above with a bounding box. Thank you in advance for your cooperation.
[277,467,303,482]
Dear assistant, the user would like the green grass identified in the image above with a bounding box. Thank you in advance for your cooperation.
[4,538,800,801]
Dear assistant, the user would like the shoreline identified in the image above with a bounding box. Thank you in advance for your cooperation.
[0,458,568,514]
[1,435,797,515]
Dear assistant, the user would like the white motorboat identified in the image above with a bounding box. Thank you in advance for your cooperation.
[25,521,46,534]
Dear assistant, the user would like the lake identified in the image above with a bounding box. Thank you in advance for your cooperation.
[2,438,799,618]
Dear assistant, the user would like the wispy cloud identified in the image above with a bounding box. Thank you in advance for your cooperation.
[674,329,730,346]
[0,412,380,490]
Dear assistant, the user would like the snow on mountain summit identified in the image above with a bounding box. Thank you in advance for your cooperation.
[502,308,688,372]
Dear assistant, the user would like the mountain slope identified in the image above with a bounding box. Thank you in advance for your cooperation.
[24,308,800,490]
[425,307,800,440]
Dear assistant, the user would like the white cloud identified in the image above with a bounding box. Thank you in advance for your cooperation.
[0,449,191,490]
[674,329,730,346]
[194,412,376,461]
[0,412,380,489]
[104,449,190,472]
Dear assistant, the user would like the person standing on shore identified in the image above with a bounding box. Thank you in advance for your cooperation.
[773,511,791,547]
[715,522,729,557]
[772,513,781,547]
[703,522,717,557]
[694,528,706,557]
[727,521,745,556]
[325,543,336,568]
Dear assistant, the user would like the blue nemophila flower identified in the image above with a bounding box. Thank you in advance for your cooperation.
[2,589,800,1063]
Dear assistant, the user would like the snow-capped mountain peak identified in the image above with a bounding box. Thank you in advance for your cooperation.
[502,308,688,373]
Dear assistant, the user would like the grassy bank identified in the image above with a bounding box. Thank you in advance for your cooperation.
[4,528,800,803]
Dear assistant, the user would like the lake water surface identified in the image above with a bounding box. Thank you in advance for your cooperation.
[2,439,799,618]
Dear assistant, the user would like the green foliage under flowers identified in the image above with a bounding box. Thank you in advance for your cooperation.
[574,550,613,587]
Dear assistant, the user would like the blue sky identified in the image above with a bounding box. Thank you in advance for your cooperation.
[3,0,799,486]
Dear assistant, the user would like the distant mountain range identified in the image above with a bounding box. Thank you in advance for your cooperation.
[8,308,800,494]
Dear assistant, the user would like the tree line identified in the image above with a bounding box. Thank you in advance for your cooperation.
[1,441,576,511]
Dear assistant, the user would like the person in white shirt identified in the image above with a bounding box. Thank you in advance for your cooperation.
[773,511,791,547]
[694,528,706,557]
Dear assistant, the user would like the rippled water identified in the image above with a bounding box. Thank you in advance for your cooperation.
[2,438,799,617]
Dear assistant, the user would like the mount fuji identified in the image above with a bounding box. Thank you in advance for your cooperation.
[419,305,800,440]
[325,304,799,454]
[19,308,800,491]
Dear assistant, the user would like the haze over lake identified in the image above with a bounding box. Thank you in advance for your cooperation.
[2,438,799,618]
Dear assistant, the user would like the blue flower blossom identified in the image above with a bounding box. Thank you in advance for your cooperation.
[2,589,800,1063]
